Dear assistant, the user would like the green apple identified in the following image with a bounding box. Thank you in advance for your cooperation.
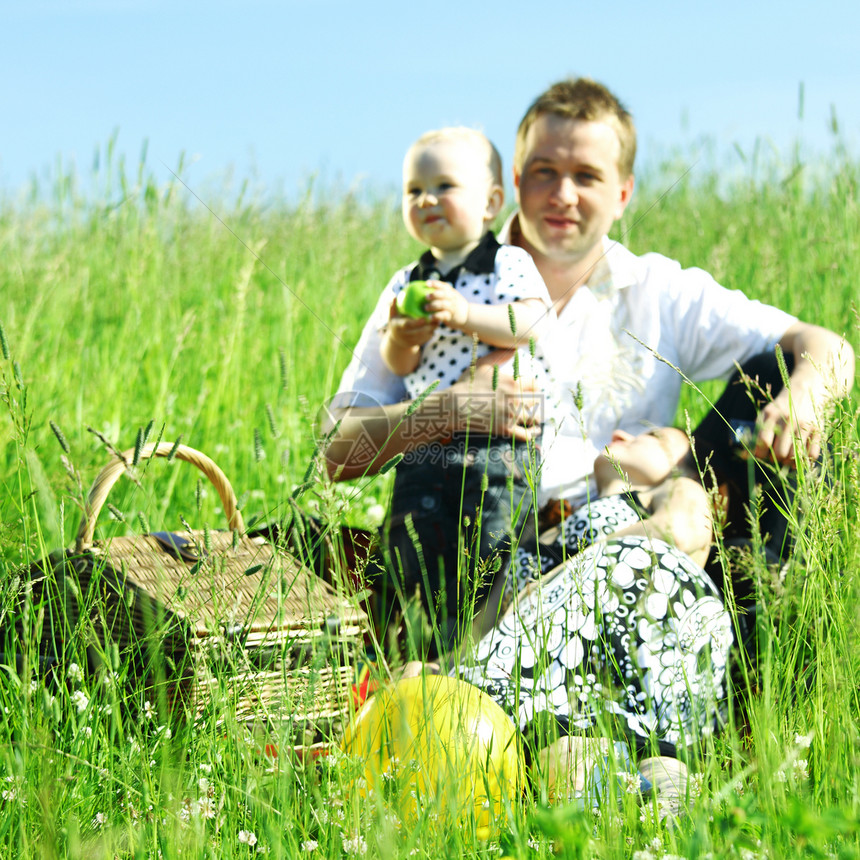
[396,280,435,319]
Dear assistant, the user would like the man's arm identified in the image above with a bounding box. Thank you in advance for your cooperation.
[756,321,855,463]
[321,362,541,481]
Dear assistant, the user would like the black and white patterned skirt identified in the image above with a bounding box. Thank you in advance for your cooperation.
[502,493,647,607]
[457,534,733,752]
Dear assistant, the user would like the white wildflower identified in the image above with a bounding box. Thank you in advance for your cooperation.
[67,663,82,682]
[775,769,788,783]
[342,835,367,855]
[690,772,705,799]
[198,777,211,793]
[79,726,93,739]
[366,504,386,524]
[71,690,89,714]
[238,830,258,846]
[301,840,318,852]
[196,796,217,819]
[143,700,155,721]
[92,812,106,829]
[793,759,809,781]
[2,789,17,802]
[198,762,213,773]
[632,852,656,860]
[650,836,663,852]
[795,732,813,749]
[621,771,641,794]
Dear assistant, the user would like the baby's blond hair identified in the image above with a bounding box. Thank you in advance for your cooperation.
[408,127,503,187]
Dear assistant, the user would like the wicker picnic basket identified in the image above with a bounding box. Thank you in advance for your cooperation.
[33,442,367,751]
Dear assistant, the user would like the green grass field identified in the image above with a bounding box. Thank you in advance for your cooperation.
[1,139,858,858]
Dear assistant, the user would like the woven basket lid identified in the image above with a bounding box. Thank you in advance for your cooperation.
[76,442,366,639]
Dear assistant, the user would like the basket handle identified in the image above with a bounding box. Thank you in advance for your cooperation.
[75,442,245,552]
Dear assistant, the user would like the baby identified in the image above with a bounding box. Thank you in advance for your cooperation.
[378,127,556,654]
[381,127,550,386]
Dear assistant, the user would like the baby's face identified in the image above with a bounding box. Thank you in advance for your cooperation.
[402,138,499,254]
[594,427,691,491]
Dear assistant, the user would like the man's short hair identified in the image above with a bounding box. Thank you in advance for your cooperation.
[514,78,637,179]
[410,127,504,187]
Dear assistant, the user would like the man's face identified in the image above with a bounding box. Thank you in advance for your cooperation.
[514,114,634,270]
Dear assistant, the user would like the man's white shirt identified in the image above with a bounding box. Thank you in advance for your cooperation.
[335,215,796,507]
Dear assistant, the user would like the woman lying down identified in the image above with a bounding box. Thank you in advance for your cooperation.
[398,427,733,813]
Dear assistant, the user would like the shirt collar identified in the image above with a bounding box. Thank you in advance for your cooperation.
[596,236,639,293]
[498,210,638,295]
[412,231,499,283]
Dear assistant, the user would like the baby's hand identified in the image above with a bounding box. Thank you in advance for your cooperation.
[423,281,469,330]
[387,297,437,347]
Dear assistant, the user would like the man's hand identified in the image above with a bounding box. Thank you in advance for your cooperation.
[755,391,821,466]
[757,321,856,466]
[447,357,543,441]
[323,351,543,481]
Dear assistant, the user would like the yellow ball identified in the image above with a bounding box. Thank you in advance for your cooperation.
[341,675,525,835]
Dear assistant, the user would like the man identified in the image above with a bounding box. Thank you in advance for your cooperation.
[502,80,854,544]
[324,78,854,562]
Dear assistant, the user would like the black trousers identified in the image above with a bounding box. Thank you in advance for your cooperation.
[378,433,537,654]
[693,350,798,585]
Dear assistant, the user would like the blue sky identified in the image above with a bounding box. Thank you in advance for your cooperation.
[2,0,858,201]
